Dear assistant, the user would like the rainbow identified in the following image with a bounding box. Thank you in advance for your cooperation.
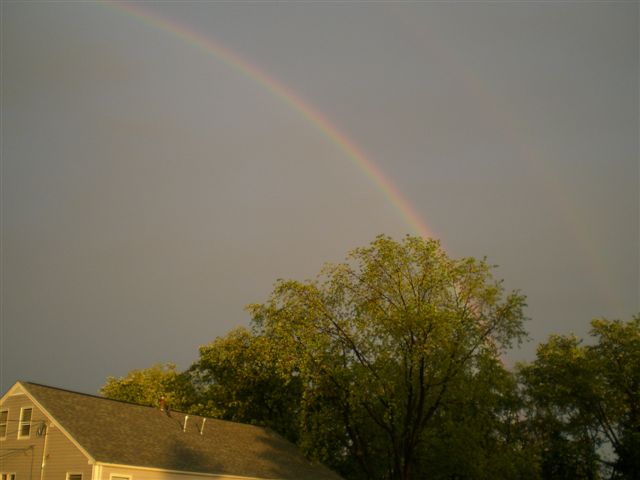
[106,1,433,239]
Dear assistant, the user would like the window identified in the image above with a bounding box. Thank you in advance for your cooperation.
[110,476,130,480]
[67,474,82,480]
[2,473,17,480]
[0,410,7,438]
[18,407,32,439]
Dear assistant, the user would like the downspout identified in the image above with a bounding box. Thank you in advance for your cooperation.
[29,445,35,480]
[39,423,49,480]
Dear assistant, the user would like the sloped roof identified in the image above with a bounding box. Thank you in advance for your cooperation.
[20,382,342,480]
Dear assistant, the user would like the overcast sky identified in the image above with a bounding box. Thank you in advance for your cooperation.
[2,1,638,394]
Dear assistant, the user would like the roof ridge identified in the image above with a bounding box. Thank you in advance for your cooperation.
[21,381,272,430]
[22,381,190,414]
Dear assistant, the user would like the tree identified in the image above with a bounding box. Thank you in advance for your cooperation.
[590,316,640,478]
[248,235,528,480]
[188,327,303,442]
[518,335,602,479]
[518,315,640,479]
[100,363,196,413]
[416,356,538,479]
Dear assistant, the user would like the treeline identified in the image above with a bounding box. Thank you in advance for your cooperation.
[101,236,639,480]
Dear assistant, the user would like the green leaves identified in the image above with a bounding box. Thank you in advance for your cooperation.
[250,235,528,479]
[97,236,640,479]
[100,363,195,412]
[518,315,640,479]
[188,327,303,441]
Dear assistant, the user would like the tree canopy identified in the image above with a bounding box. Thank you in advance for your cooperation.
[99,235,639,480]
[100,363,195,412]
[188,326,303,441]
[518,315,640,479]
[248,235,527,479]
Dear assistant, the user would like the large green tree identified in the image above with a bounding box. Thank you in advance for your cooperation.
[416,356,538,479]
[100,363,196,412]
[518,315,640,479]
[188,327,303,442]
[248,235,528,480]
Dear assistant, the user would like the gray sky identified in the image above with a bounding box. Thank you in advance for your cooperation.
[2,1,638,394]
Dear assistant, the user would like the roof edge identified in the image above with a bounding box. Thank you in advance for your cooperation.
[1,381,27,402]
[17,382,290,438]
[97,462,281,480]
[21,381,164,409]
[15,381,97,464]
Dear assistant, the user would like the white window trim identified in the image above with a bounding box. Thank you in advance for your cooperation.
[109,475,131,480]
[17,406,33,439]
[0,409,8,439]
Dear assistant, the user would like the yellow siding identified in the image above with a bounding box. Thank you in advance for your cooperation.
[0,392,92,480]
[41,424,93,480]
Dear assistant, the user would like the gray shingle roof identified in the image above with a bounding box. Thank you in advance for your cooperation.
[22,382,342,480]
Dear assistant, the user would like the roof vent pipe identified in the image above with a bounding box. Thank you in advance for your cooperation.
[183,415,189,432]
[199,418,206,435]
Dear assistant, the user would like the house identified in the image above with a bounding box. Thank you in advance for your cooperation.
[0,381,342,480]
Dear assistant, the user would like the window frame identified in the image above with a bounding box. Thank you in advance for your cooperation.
[109,475,131,480]
[0,409,8,439]
[2,473,17,480]
[17,407,33,439]
[66,473,83,480]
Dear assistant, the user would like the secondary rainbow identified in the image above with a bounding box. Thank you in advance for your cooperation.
[107,1,432,239]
